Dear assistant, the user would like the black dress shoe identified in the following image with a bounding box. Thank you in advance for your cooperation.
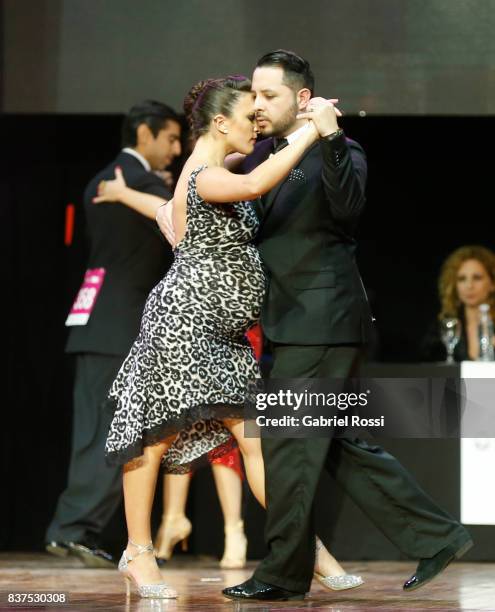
[46,539,115,569]
[222,577,305,601]
[403,537,473,591]
[67,540,116,568]
[45,541,70,558]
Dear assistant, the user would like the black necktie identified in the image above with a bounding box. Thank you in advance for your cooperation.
[273,138,288,154]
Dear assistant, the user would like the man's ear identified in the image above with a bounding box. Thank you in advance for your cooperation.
[137,123,153,146]
[297,88,312,110]
[213,114,229,135]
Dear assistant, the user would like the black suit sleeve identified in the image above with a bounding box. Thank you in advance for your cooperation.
[319,132,367,222]
[134,174,172,201]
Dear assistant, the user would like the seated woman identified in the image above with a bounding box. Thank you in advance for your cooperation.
[422,245,495,361]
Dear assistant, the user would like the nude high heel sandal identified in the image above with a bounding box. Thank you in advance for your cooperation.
[154,515,192,561]
[220,520,247,569]
[118,539,177,599]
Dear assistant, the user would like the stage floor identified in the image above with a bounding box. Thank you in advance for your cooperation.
[0,553,494,611]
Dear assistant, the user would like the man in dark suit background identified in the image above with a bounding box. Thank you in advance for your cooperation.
[45,100,181,567]
[222,50,471,601]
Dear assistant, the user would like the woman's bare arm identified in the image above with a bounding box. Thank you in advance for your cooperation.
[92,167,167,219]
[196,123,318,203]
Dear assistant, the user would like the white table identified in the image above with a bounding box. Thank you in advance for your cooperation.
[460,361,495,525]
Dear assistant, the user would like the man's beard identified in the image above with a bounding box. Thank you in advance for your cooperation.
[259,99,299,137]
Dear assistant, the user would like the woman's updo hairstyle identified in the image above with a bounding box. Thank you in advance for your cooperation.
[184,75,252,138]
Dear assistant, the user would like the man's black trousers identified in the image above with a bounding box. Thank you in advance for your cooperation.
[253,344,469,593]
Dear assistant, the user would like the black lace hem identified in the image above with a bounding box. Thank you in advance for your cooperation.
[163,435,238,475]
[104,398,246,473]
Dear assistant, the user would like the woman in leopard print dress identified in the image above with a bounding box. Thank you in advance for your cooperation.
[96,77,346,596]
[105,161,265,472]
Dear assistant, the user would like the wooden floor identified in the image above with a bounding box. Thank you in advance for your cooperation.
[0,553,494,611]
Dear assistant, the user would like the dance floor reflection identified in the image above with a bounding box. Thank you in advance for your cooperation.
[1,553,494,611]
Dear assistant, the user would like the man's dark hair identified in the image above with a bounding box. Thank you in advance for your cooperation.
[256,49,315,95]
[121,100,180,147]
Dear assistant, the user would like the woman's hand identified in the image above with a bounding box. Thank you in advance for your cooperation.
[297,97,342,138]
[92,166,127,203]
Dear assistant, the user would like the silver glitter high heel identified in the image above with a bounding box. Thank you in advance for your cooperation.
[313,571,364,591]
[118,539,177,599]
[313,537,364,591]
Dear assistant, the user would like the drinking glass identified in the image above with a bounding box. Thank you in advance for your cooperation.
[440,317,461,364]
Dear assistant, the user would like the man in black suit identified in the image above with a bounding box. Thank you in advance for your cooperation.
[45,101,181,567]
[222,51,472,601]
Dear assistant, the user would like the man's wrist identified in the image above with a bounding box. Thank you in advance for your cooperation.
[321,128,344,140]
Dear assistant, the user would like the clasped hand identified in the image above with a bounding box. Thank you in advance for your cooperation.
[297,97,342,138]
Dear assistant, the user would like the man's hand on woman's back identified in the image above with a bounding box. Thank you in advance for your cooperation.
[156,200,176,247]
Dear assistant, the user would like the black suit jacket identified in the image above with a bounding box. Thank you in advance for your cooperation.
[66,151,173,356]
[242,132,372,345]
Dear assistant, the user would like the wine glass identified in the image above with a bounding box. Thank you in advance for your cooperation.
[440,317,461,364]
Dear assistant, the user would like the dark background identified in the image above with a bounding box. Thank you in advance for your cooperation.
[2,0,495,562]
[3,113,494,561]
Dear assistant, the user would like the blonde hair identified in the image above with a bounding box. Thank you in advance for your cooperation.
[438,245,495,320]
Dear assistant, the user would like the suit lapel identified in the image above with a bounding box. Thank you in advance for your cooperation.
[243,139,273,222]
[260,141,319,224]
[261,176,284,215]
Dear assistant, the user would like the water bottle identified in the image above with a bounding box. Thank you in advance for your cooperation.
[478,303,495,361]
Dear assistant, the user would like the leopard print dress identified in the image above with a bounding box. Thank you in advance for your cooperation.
[105,165,265,472]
